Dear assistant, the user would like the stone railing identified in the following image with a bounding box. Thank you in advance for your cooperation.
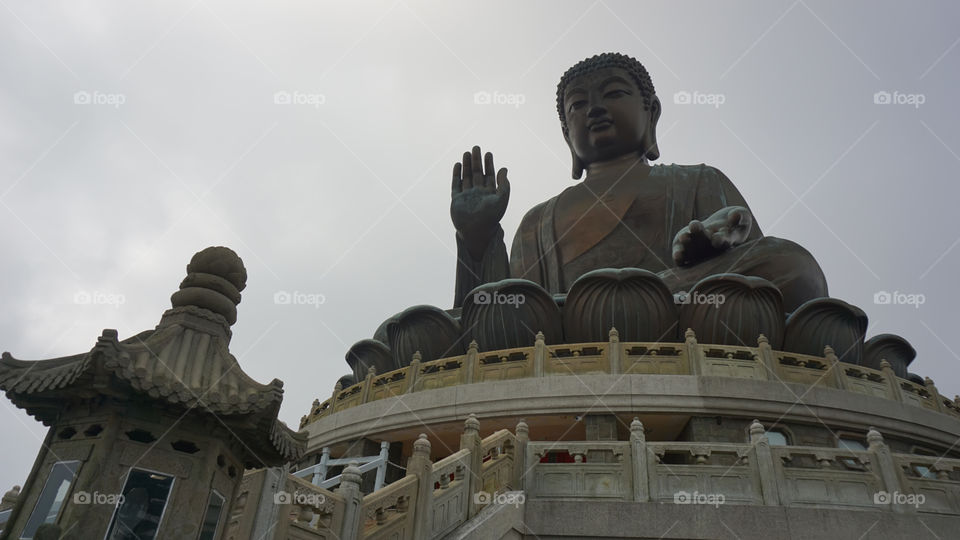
[272,414,523,540]
[269,417,960,539]
[523,418,960,515]
[302,329,960,428]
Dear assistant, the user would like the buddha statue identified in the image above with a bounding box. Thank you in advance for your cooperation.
[450,52,827,313]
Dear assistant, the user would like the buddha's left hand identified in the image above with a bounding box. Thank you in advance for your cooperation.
[671,206,752,266]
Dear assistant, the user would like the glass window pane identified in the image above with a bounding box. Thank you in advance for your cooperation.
[765,430,788,446]
[21,461,80,539]
[197,490,225,540]
[838,438,866,451]
[105,469,174,540]
[2,507,14,535]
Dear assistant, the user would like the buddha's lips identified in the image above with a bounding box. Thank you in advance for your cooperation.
[589,119,613,131]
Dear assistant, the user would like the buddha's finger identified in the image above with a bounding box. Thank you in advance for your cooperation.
[462,152,473,189]
[496,168,510,199]
[484,152,496,189]
[710,232,727,249]
[471,146,484,176]
[452,163,462,194]
[672,246,686,265]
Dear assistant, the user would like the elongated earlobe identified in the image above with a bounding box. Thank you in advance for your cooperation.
[565,133,585,180]
[570,146,585,179]
[644,96,662,161]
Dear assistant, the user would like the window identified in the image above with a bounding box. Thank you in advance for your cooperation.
[837,438,866,451]
[765,430,788,446]
[21,461,80,539]
[1,507,14,535]
[105,469,174,540]
[197,490,225,540]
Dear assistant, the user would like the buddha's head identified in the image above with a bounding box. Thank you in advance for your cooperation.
[557,52,661,179]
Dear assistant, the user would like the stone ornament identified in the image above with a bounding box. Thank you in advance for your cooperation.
[563,268,678,343]
[677,273,784,347]
[460,279,562,351]
[784,298,868,365]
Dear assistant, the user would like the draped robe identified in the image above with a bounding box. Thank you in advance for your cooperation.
[454,163,827,312]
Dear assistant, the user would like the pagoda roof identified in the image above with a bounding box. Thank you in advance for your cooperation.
[0,247,306,466]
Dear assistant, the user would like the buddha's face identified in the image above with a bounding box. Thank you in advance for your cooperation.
[563,67,659,167]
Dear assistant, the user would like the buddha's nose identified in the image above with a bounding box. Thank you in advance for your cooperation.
[587,103,607,118]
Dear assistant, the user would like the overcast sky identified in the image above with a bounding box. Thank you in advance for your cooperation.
[1,0,959,493]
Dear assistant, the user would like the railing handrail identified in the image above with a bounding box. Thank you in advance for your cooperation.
[301,333,957,431]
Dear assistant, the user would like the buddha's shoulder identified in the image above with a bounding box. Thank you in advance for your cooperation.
[518,198,552,226]
[652,163,730,183]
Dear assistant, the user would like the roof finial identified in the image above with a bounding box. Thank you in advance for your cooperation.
[170,246,247,325]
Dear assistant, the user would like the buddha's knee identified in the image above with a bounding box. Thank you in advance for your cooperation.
[749,236,828,311]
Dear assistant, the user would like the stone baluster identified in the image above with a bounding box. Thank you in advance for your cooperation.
[685,328,703,375]
[329,381,343,413]
[515,419,529,492]
[335,462,363,540]
[460,413,484,518]
[823,346,849,391]
[756,334,778,381]
[312,447,331,485]
[880,360,904,403]
[406,351,421,394]
[533,331,546,377]
[630,418,649,502]
[609,327,621,375]
[924,376,947,413]
[464,340,478,384]
[407,434,433,540]
[361,366,376,403]
[868,427,906,514]
[375,441,390,490]
[749,420,780,505]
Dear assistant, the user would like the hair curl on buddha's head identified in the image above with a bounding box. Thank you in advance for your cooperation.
[556,52,656,137]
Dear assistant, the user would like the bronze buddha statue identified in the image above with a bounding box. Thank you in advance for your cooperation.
[450,52,827,313]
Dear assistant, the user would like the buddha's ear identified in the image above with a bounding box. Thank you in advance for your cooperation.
[643,96,662,161]
[564,132,585,180]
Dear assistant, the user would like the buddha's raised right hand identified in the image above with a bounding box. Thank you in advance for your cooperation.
[451,146,511,259]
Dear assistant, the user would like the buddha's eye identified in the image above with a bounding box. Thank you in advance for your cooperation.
[568,100,587,113]
[605,89,629,99]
